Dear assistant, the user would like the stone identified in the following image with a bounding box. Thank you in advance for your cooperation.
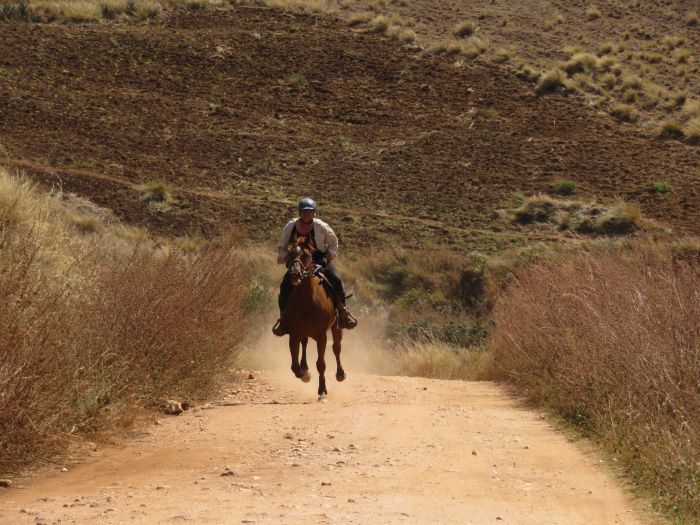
[0,479,12,488]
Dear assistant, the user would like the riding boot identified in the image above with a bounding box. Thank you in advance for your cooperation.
[272,310,289,337]
[336,297,358,330]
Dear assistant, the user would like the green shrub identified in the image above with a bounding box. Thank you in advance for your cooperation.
[552,179,576,195]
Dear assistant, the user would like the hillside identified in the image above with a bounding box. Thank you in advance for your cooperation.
[1,5,699,252]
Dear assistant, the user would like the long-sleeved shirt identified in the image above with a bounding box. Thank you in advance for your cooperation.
[277,218,339,264]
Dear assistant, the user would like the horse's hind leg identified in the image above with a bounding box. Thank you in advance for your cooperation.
[316,334,328,398]
[331,325,346,382]
[300,337,311,383]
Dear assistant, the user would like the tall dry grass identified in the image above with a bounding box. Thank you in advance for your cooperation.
[0,170,250,474]
[487,242,700,520]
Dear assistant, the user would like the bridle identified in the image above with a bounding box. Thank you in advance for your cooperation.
[286,244,318,286]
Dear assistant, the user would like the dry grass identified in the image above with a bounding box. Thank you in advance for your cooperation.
[597,41,614,55]
[535,69,566,94]
[684,118,700,144]
[673,48,692,64]
[658,119,684,138]
[660,35,685,49]
[486,242,700,520]
[585,5,601,20]
[510,195,651,235]
[0,169,251,474]
[611,102,638,122]
[348,10,372,26]
[137,180,173,204]
[621,74,643,89]
[390,341,491,380]
[599,72,617,89]
[2,0,316,22]
[431,36,487,58]
[562,52,598,75]
[687,10,699,26]
[385,25,417,44]
[452,19,477,38]
[492,47,514,64]
[517,63,540,82]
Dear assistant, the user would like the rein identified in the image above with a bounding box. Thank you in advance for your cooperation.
[287,245,322,283]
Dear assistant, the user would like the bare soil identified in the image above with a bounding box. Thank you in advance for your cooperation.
[0,342,655,524]
[0,7,699,251]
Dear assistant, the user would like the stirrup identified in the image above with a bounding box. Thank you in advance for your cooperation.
[344,312,358,329]
[272,319,288,337]
[338,307,357,330]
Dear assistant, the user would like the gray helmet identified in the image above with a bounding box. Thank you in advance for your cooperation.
[298,197,317,211]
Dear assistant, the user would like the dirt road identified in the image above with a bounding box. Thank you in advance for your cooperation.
[0,337,650,525]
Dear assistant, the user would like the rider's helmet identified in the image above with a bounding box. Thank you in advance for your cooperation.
[298,197,317,212]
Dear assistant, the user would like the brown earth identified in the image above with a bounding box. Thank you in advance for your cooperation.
[0,6,699,252]
[338,0,700,128]
[0,335,659,524]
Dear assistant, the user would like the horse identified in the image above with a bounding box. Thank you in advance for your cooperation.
[282,238,346,400]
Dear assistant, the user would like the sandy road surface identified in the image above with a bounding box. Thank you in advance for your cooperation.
[0,339,650,525]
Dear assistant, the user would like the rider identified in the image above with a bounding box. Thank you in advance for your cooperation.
[272,197,357,336]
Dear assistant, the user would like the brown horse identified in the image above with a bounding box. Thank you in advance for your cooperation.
[282,239,346,400]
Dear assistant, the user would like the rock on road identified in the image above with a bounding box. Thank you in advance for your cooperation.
[0,351,652,524]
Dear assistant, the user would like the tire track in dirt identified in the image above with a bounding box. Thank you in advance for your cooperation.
[0,340,655,525]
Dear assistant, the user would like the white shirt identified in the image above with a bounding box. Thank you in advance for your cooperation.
[277,218,339,264]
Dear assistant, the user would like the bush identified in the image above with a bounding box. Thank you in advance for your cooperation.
[0,171,250,473]
[486,243,700,520]
[552,179,576,195]
[452,20,477,38]
[138,180,172,204]
[535,69,566,94]
[653,182,671,194]
[610,103,638,122]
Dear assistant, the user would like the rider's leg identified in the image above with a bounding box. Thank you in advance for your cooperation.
[273,273,294,336]
[323,263,357,329]
[279,272,293,311]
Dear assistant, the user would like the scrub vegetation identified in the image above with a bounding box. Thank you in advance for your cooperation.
[0,170,253,474]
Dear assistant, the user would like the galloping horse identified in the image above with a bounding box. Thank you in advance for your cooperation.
[282,237,346,400]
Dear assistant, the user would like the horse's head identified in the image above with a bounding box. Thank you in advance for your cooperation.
[286,238,315,286]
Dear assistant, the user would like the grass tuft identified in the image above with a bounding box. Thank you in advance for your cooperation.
[562,52,598,75]
[610,103,638,122]
[348,10,372,26]
[552,179,576,195]
[585,5,601,20]
[652,182,671,194]
[687,10,699,26]
[137,181,173,204]
[658,119,684,138]
[684,118,700,144]
[535,69,565,94]
[452,19,477,38]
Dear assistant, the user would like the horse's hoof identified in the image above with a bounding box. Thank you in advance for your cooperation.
[318,395,328,404]
[301,370,311,383]
[336,371,346,382]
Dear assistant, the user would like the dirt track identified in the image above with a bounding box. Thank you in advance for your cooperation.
[0,336,652,525]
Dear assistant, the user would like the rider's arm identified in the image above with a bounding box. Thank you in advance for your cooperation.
[277,220,295,264]
[322,222,339,261]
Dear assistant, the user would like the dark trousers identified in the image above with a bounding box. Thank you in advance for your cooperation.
[279,262,345,312]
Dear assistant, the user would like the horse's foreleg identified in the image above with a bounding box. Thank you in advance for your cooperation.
[300,337,311,383]
[289,336,304,379]
[331,325,345,382]
[316,334,328,398]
